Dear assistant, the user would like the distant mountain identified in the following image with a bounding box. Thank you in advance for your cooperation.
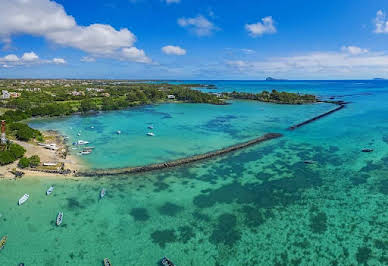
[265,77,288,81]
[373,78,387,80]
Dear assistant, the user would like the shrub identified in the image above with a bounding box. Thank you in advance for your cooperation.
[29,155,40,167]
[18,157,30,168]
[9,143,26,159]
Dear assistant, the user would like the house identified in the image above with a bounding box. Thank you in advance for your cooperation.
[71,91,84,96]
[167,95,176,100]
[1,90,10,99]
[102,93,110,97]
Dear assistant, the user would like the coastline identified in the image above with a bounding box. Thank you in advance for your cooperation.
[0,130,85,180]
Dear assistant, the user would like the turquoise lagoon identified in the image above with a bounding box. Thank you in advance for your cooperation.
[0,80,387,265]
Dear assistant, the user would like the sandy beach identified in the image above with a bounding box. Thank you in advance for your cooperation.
[0,130,84,180]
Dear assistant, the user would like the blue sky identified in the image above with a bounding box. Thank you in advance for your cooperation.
[1,0,388,79]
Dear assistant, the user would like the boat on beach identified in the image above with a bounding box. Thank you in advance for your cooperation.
[103,258,112,266]
[161,256,175,266]
[18,194,29,205]
[46,186,54,195]
[56,212,63,226]
[100,188,106,199]
[147,132,155,136]
[0,236,7,250]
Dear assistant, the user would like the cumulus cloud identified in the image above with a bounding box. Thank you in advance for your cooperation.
[178,15,217,36]
[226,47,388,78]
[81,56,96,62]
[341,46,368,55]
[162,45,186,55]
[374,10,388,33]
[245,16,276,37]
[0,0,150,63]
[121,47,151,63]
[21,52,39,61]
[52,58,66,64]
[0,51,65,67]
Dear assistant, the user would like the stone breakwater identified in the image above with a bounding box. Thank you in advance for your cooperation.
[288,102,346,130]
[76,133,283,177]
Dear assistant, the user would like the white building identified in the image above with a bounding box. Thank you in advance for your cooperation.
[167,95,176,99]
[1,90,10,99]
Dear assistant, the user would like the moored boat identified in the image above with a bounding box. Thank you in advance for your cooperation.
[100,188,106,199]
[104,258,112,266]
[18,194,29,205]
[0,236,7,250]
[77,140,90,145]
[79,150,92,155]
[116,130,121,135]
[161,256,175,266]
[148,125,154,129]
[147,132,155,136]
[56,212,63,226]
[46,186,54,195]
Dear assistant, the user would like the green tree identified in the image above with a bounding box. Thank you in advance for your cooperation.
[29,155,40,167]
[18,157,30,168]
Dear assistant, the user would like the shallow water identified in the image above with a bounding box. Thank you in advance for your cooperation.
[1,80,387,265]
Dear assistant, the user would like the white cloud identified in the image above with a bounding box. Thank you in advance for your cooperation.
[3,54,19,62]
[21,52,39,61]
[121,47,151,63]
[178,15,217,36]
[226,47,388,78]
[0,0,150,63]
[374,10,388,33]
[162,45,186,55]
[341,46,368,55]
[245,16,276,37]
[81,56,96,62]
[165,0,180,3]
[52,58,66,64]
[0,51,65,67]
[241,49,256,55]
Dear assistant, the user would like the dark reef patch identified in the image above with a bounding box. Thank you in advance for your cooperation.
[193,162,321,209]
[66,197,85,210]
[158,202,184,216]
[240,205,265,228]
[209,213,241,247]
[309,211,328,233]
[130,208,150,222]
[355,247,371,264]
[351,173,370,185]
[192,211,211,222]
[177,226,195,243]
[150,229,177,248]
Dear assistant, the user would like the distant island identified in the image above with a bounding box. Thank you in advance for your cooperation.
[373,78,387,80]
[224,90,317,104]
[265,77,288,81]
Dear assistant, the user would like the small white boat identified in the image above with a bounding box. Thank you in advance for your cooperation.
[116,130,121,135]
[100,188,106,199]
[56,212,63,226]
[46,186,54,195]
[79,150,92,155]
[77,140,89,145]
[18,194,29,206]
[91,126,94,129]
[147,132,155,136]
[148,125,154,129]
[77,133,81,136]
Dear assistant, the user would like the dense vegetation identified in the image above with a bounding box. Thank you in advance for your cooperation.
[225,90,317,104]
[0,142,26,165]
[18,155,40,168]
